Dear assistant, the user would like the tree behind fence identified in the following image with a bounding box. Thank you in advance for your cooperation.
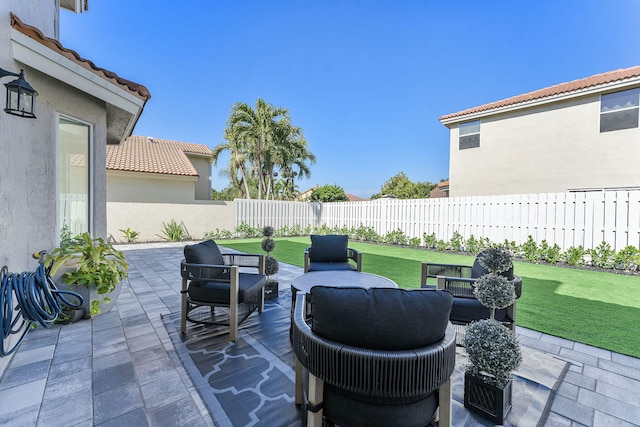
[235,191,640,252]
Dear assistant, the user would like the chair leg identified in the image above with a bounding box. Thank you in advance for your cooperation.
[258,287,265,313]
[295,357,303,405]
[229,267,239,342]
[306,373,324,427]
[180,279,188,334]
[438,378,452,427]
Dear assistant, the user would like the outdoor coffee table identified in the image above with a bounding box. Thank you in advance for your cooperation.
[289,270,397,337]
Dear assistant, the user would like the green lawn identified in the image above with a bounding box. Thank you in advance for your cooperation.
[220,237,640,358]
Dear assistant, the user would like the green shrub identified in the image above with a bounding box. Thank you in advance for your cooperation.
[119,227,140,243]
[590,241,615,268]
[204,228,233,240]
[159,220,190,242]
[522,235,540,262]
[436,239,447,251]
[234,222,261,238]
[408,237,421,248]
[466,235,482,254]
[384,229,408,246]
[423,232,438,249]
[448,231,465,252]
[563,246,586,266]
[539,240,561,264]
[614,245,640,271]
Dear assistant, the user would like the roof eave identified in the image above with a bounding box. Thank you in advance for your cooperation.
[439,76,640,126]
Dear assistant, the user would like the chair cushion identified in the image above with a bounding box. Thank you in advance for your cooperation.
[309,234,349,263]
[189,273,266,304]
[450,297,512,324]
[311,286,452,350]
[323,384,437,427]
[184,240,224,278]
[307,261,356,272]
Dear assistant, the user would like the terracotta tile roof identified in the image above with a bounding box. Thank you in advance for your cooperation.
[440,66,640,122]
[10,13,151,101]
[106,136,213,176]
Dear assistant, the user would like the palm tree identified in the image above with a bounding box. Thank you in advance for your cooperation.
[219,98,316,200]
[212,127,251,198]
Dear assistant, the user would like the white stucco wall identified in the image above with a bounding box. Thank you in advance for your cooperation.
[107,171,199,203]
[107,201,235,243]
[448,94,640,197]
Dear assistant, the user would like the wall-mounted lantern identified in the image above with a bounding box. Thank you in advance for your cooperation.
[0,67,38,119]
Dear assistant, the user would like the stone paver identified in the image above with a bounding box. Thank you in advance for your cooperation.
[0,242,637,426]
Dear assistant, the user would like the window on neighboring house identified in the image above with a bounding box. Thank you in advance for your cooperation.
[459,120,480,149]
[600,88,640,132]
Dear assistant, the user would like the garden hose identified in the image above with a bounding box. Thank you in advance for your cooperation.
[0,253,83,356]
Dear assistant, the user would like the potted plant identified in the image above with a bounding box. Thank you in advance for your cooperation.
[48,232,128,319]
[261,226,279,299]
[463,245,522,424]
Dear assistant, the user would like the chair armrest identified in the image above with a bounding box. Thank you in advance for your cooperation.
[304,248,311,273]
[222,253,266,274]
[436,276,477,298]
[421,262,473,287]
[347,248,362,272]
[292,293,456,398]
[180,260,230,281]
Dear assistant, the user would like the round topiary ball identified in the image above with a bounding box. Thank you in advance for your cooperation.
[261,238,276,253]
[265,255,279,276]
[464,319,522,387]
[262,226,274,237]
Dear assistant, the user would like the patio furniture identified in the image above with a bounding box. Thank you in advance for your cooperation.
[289,270,397,339]
[180,239,266,341]
[421,254,522,333]
[292,286,456,427]
[303,234,362,272]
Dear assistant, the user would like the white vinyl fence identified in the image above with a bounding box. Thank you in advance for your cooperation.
[235,191,640,252]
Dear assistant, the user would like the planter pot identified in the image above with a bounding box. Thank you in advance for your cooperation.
[464,372,512,424]
[264,279,279,299]
[52,265,122,320]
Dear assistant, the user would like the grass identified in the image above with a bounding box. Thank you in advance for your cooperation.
[220,237,640,359]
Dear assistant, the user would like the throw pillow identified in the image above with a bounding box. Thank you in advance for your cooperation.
[309,234,349,263]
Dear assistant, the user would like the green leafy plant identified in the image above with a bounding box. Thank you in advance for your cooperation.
[539,240,561,264]
[384,229,408,246]
[465,235,483,254]
[204,228,233,240]
[522,235,540,262]
[477,245,514,274]
[119,227,140,243]
[448,231,465,252]
[423,232,438,249]
[563,245,586,266]
[159,219,190,242]
[408,237,421,248]
[48,232,128,316]
[590,241,615,269]
[613,245,640,271]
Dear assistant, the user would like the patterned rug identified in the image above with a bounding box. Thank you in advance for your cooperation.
[162,289,568,427]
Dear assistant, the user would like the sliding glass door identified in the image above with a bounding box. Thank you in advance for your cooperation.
[58,117,91,238]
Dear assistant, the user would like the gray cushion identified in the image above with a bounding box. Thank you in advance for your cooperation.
[184,240,224,278]
[311,287,452,350]
[309,234,348,263]
[308,261,356,272]
[189,273,266,304]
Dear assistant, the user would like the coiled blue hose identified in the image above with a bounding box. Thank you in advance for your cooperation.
[0,257,83,356]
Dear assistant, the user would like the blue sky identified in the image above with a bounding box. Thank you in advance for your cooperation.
[60,1,640,198]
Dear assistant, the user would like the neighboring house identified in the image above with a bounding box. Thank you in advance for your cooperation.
[107,136,213,203]
[0,2,149,372]
[429,180,449,198]
[440,66,640,197]
[297,185,369,202]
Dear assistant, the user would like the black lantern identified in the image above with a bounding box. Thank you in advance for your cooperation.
[0,68,38,119]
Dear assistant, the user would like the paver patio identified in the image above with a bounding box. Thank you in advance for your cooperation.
[0,242,638,426]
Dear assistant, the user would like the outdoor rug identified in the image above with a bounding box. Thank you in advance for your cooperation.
[162,289,568,427]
